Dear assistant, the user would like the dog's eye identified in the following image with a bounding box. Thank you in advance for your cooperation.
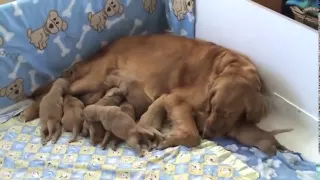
[111,1,114,4]
[53,18,56,21]
[14,84,17,87]
[56,22,59,25]
[113,5,116,8]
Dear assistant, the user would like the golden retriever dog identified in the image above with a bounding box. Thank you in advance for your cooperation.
[24,34,268,148]
[39,78,69,145]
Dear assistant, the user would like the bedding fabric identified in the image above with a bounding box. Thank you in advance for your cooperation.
[214,138,318,180]
[0,0,196,120]
[0,118,259,179]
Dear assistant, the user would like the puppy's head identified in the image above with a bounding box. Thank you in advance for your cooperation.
[46,10,68,34]
[105,0,124,16]
[53,78,70,93]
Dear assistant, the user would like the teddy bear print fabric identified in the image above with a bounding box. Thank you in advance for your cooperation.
[0,0,196,116]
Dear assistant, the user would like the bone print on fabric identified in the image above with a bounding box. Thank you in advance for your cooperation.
[0,0,195,115]
[0,78,25,102]
[88,0,124,32]
[27,10,68,50]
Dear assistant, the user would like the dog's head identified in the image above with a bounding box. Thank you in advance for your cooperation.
[105,0,124,16]
[45,10,68,34]
[184,0,195,13]
[204,75,267,137]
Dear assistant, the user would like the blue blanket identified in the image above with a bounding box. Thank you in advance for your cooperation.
[0,0,196,118]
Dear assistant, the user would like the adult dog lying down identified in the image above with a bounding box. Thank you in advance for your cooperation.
[23,34,268,148]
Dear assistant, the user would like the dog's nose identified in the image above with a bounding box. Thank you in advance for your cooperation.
[188,2,191,6]
[107,7,111,12]
[49,23,54,28]
[14,90,19,94]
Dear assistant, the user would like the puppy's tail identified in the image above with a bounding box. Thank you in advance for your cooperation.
[244,91,269,123]
[270,128,293,135]
[27,29,32,38]
[88,12,93,21]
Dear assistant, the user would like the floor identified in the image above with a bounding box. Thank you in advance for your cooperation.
[257,95,319,164]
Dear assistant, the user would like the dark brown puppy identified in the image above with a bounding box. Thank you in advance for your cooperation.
[100,101,135,150]
[84,105,161,156]
[228,123,292,156]
[104,72,152,119]
[81,87,125,147]
[28,35,267,148]
[39,78,69,145]
[62,95,85,143]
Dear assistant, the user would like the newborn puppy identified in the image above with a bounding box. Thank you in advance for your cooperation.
[104,72,152,119]
[84,105,158,156]
[95,87,124,106]
[39,78,69,145]
[100,101,135,150]
[228,123,292,156]
[61,95,85,143]
[138,94,167,149]
[82,120,106,146]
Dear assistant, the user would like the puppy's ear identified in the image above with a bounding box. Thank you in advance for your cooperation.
[118,4,124,14]
[61,21,68,31]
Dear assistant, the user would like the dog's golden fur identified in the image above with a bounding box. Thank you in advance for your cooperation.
[25,34,268,148]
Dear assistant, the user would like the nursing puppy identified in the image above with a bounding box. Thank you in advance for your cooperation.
[39,78,69,145]
[82,87,125,147]
[61,95,85,143]
[82,120,106,146]
[104,72,152,119]
[228,123,292,156]
[84,105,159,156]
[100,102,134,150]
[138,94,167,149]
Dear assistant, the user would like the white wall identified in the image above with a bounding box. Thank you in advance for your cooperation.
[195,0,319,162]
[196,0,318,120]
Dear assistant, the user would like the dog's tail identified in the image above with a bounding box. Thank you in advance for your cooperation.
[27,29,32,38]
[270,128,293,135]
[88,12,93,21]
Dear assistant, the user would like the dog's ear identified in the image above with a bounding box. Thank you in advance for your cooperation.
[118,4,124,14]
[61,21,68,31]
[49,10,58,18]
[244,92,268,123]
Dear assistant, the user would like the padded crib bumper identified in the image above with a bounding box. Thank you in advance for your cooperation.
[0,0,195,115]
